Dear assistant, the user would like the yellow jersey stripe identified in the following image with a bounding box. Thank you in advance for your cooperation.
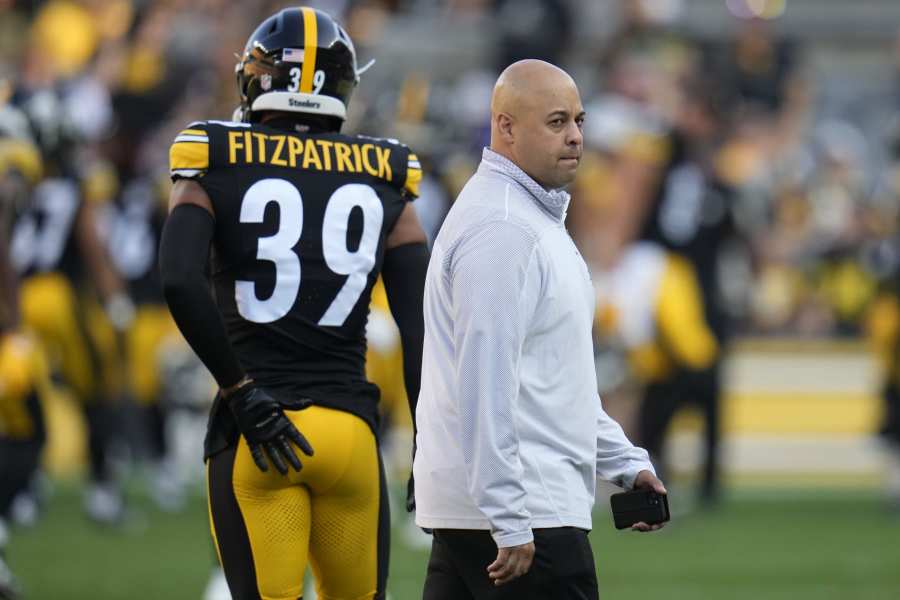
[404,153,423,197]
[170,139,209,173]
[300,7,318,94]
[181,128,206,136]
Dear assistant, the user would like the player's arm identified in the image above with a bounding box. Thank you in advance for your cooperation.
[76,161,135,330]
[160,179,312,474]
[0,197,17,330]
[1,138,41,330]
[382,202,428,511]
[160,180,244,389]
[383,203,428,423]
[75,200,135,329]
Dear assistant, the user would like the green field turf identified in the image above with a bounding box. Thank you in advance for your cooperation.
[7,482,900,599]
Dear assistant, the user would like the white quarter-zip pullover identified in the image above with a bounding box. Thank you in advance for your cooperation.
[413,148,654,548]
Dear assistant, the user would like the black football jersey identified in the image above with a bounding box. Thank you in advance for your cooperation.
[107,175,168,305]
[10,177,83,279]
[169,120,421,431]
[11,163,117,282]
[639,132,736,340]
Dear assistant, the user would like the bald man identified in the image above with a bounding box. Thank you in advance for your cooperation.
[413,60,666,600]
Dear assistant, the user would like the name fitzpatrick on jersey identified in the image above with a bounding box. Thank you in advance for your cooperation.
[226,130,393,180]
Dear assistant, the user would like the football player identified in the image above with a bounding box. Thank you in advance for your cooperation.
[159,8,427,600]
[0,100,47,600]
[9,86,133,524]
[102,124,187,510]
[635,76,735,504]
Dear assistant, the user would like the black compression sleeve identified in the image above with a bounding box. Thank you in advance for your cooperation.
[381,241,428,424]
[159,204,245,389]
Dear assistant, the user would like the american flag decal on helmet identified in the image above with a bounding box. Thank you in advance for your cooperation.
[282,48,304,63]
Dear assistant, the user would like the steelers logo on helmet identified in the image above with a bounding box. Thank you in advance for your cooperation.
[235,7,366,126]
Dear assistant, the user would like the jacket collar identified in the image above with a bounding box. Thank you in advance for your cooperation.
[479,148,570,222]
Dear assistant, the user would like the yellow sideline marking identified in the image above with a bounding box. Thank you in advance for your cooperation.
[669,392,880,435]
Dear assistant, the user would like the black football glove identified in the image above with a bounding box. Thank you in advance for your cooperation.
[226,385,314,475]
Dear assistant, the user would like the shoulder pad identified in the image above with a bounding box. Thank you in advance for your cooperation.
[360,136,422,199]
[338,134,421,198]
[169,122,210,180]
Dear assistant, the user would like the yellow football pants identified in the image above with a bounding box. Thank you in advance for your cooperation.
[0,332,48,440]
[207,405,388,600]
[127,304,178,405]
[18,273,120,402]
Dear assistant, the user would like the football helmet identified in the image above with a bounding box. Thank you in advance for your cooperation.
[235,7,368,125]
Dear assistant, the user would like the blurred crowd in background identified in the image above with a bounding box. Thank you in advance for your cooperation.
[4,0,899,326]
[2,0,900,550]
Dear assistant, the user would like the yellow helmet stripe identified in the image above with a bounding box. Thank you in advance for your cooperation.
[300,7,318,94]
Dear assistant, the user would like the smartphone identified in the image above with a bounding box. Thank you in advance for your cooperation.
[609,488,670,530]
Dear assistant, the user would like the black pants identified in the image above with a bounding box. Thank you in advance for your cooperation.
[84,402,121,484]
[423,528,598,600]
[882,384,900,446]
[0,392,46,518]
[637,363,721,501]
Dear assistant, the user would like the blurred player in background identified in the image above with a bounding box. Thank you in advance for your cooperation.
[101,121,186,511]
[0,98,47,600]
[867,279,900,511]
[865,123,900,511]
[571,70,728,505]
[573,164,719,501]
[9,77,134,525]
[159,7,427,599]
[633,75,737,504]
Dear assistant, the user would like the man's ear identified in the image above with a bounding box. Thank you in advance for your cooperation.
[496,113,514,143]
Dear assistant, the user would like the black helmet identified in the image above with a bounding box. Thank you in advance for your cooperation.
[235,7,366,125]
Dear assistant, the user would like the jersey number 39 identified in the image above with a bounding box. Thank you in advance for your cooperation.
[236,178,383,325]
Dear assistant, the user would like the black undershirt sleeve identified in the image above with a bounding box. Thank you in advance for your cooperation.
[159,203,245,389]
[381,241,428,425]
